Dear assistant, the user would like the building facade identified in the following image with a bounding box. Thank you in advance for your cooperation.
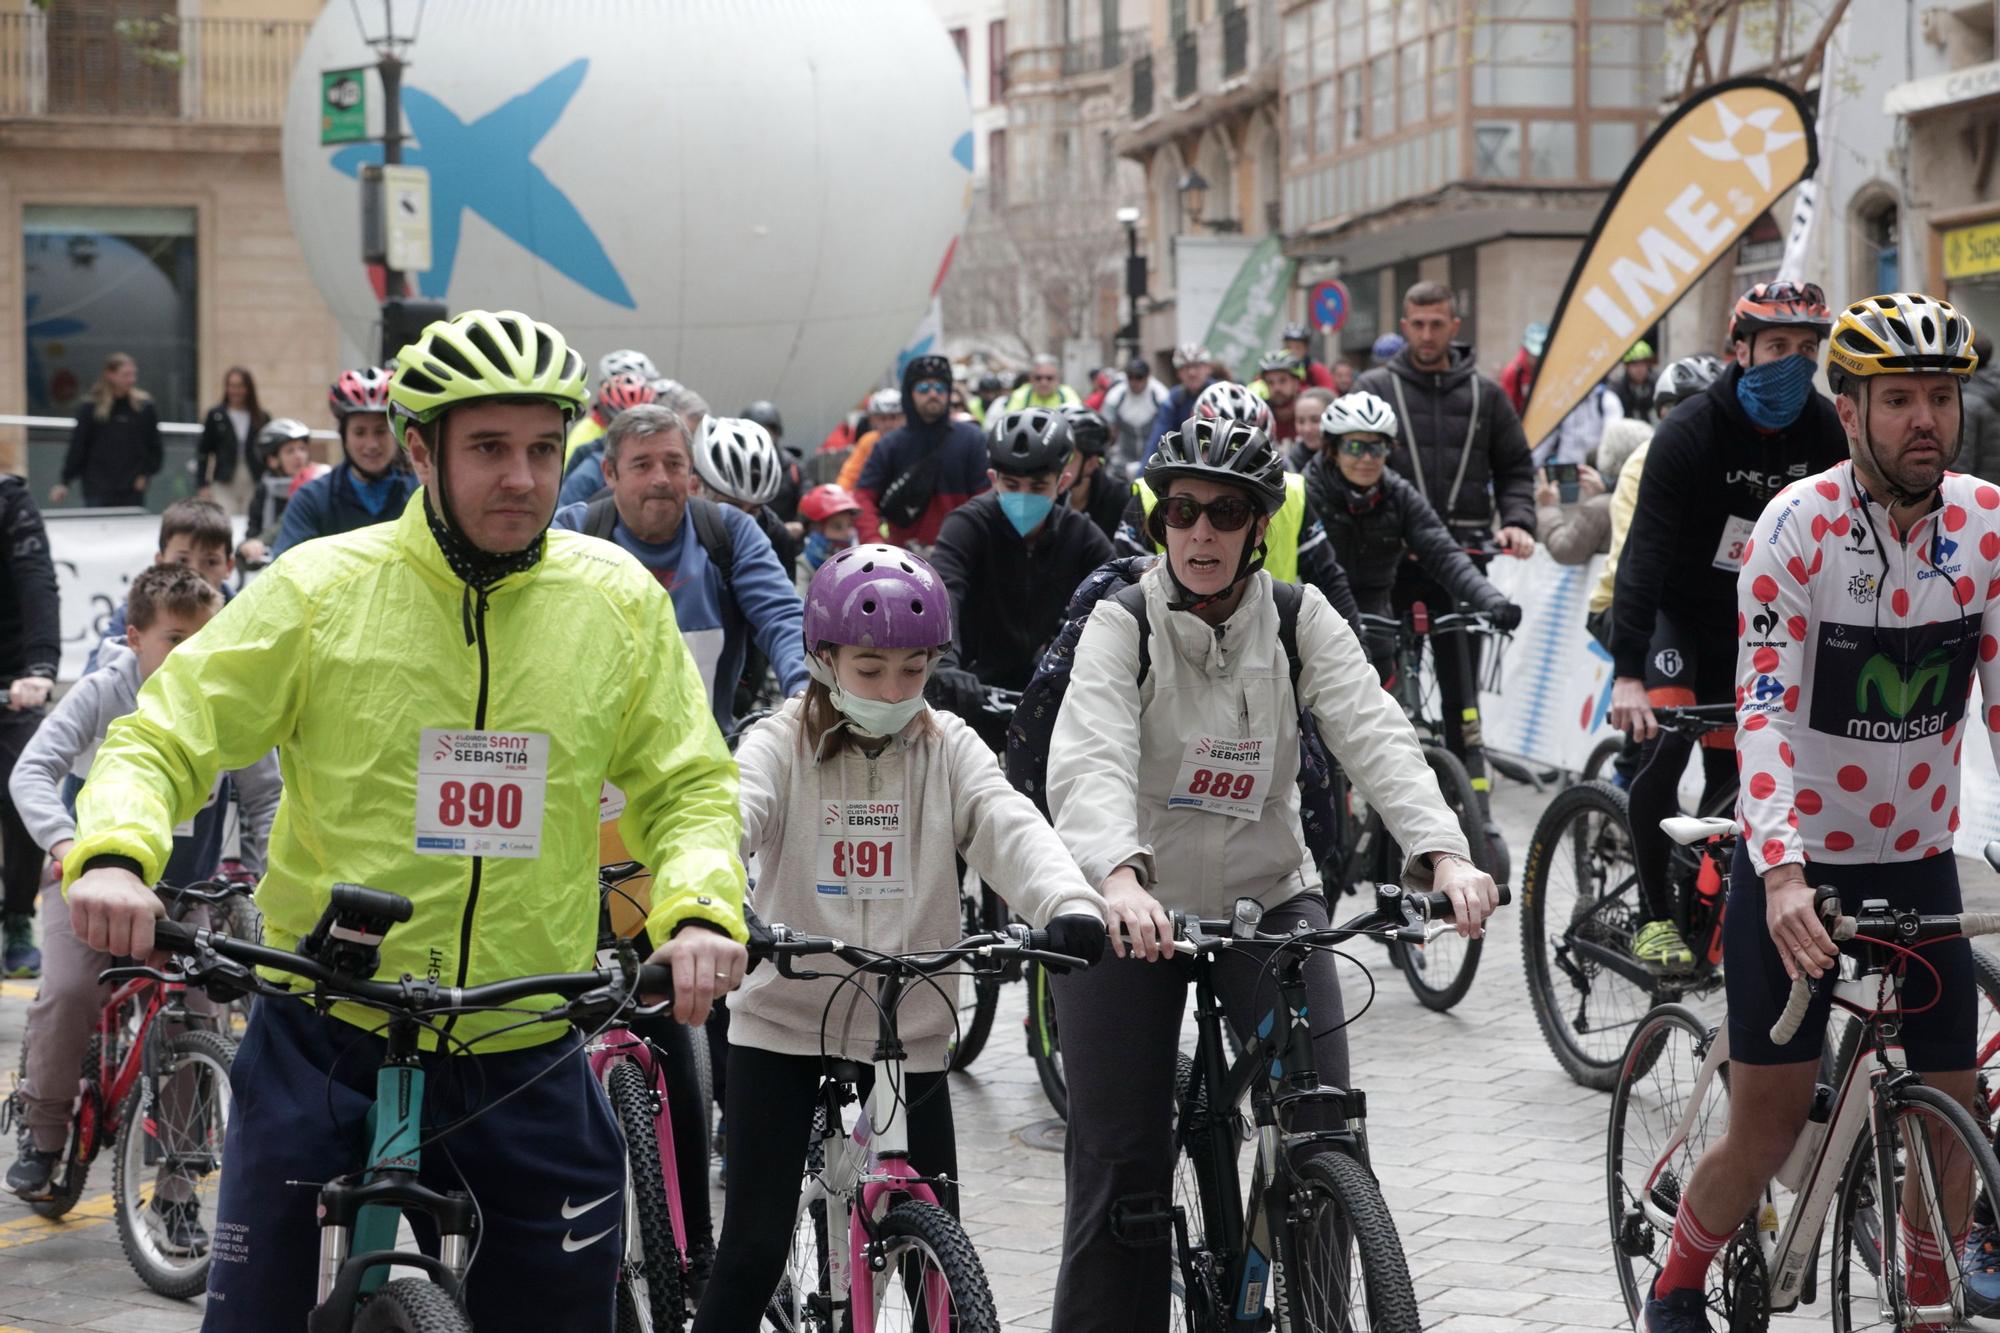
[0,0,340,495]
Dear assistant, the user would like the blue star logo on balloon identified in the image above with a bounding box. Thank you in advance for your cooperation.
[326,58,634,308]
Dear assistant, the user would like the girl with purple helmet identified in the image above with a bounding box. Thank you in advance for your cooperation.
[692,544,1108,1333]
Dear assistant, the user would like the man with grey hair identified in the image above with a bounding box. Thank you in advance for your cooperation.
[1004,353,1081,410]
[560,384,711,509]
[553,403,807,730]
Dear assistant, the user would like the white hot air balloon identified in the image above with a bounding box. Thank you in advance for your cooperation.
[281,0,972,439]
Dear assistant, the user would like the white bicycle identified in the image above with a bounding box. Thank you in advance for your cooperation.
[1607,816,2000,1331]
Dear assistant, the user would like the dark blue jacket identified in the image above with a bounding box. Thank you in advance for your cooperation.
[270,463,419,559]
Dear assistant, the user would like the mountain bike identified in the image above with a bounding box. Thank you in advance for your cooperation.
[1608,874,2000,1332]
[2,880,250,1299]
[1519,702,1738,1087]
[1139,885,1499,1333]
[1333,606,1503,1011]
[762,920,1085,1333]
[147,882,684,1332]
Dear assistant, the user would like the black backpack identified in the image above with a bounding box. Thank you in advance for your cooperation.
[1005,559,1342,871]
[583,491,734,594]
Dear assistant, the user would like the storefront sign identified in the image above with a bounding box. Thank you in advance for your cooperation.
[1884,60,2000,119]
[1943,219,2000,282]
[1523,78,1816,448]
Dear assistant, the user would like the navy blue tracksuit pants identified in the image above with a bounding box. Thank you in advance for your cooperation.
[203,996,624,1330]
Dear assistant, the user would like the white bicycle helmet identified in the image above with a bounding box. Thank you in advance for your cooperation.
[694,415,785,506]
[1193,381,1275,434]
[597,348,658,386]
[867,388,903,417]
[1319,391,1398,440]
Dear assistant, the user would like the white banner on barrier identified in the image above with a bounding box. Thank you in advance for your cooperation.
[45,510,162,684]
[1476,549,2000,864]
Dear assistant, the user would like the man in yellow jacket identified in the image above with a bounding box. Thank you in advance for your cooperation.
[1004,353,1083,410]
[63,310,746,1331]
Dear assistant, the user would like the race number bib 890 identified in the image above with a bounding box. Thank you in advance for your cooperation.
[414,729,549,859]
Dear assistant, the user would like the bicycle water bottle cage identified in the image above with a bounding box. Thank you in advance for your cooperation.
[300,883,415,980]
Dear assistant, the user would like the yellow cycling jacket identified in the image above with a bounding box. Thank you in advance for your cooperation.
[68,494,746,1050]
[1134,471,1309,583]
[564,412,606,464]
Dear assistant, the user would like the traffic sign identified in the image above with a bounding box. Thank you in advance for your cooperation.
[1309,279,1349,332]
[320,67,368,146]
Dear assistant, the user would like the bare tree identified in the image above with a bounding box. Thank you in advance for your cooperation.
[1003,188,1126,357]
[940,192,1039,365]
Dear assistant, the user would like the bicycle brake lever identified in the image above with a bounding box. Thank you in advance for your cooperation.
[98,964,175,986]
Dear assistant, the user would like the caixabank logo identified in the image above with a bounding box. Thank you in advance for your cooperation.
[1808,618,1981,743]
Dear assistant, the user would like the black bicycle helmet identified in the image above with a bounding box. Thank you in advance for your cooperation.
[1059,404,1110,457]
[1146,417,1287,515]
[987,407,1074,475]
[741,399,784,439]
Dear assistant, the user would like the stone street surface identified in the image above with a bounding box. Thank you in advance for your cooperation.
[1,778,1996,1332]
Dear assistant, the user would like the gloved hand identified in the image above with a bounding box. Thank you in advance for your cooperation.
[1489,601,1523,632]
[1043,912,1108,969]
[927,665,986,716]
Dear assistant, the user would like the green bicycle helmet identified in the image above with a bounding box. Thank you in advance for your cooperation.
[390,309,587,426]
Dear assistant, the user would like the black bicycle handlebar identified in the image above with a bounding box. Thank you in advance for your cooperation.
[1769,893,2000,1044]
[1168,884,1511,954]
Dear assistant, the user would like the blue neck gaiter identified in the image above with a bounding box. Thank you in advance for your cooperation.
[1734,354,1817,431]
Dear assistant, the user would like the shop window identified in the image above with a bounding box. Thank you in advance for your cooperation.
[1473,121,1521,179]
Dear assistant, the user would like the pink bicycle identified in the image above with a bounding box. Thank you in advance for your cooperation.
[760,923,1084,1333]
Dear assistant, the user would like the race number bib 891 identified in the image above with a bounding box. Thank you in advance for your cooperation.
[816,800,909,899]
[414,729,549,859]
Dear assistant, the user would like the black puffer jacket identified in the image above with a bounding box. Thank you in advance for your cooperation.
[1610,361,1847,678]
[930,493,1116,692]
[1302,458,1507,617]
[0,477,60,687]
[1354,345,1535,536]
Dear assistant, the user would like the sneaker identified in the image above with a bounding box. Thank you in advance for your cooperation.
[5,1134,59,1199]
[2,914,39,979]
[143,1197,209,1257]
[1962,1222,2000,1316]
[1642,1286,1710,1333]
[1632,919,1696,974]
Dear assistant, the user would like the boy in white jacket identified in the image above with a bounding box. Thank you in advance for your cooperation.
[692,545,1105,1333]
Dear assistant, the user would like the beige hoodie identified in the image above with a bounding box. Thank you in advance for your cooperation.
[730,698,1104,1071]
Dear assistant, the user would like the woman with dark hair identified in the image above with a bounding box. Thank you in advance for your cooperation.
[195,365,268,510]
[52,353,162,509]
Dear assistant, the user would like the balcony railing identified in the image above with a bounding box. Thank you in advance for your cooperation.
[0,11,309,123]
[1174,31,1198,99]
[1123,0,1276,122]
[1132,52,1154,119]
[1062,27,1149,78]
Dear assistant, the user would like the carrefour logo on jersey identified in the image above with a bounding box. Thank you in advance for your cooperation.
[1809,617,1979,743]
[1916,535,1962,581]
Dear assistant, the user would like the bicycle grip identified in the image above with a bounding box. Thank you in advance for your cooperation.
[153,918,198,952]
[1770,974,1815,1047]
[636,963,674,1001]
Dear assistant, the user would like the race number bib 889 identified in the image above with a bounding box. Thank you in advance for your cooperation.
[414,729,549,859]
[1168,736,1276,821]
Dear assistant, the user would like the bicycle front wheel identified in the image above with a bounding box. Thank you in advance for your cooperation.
[1386,746,1486,1011]
[866,1200,1000,1333]
[1284,1149,1420,1333]
[1522,780,1659,1088]
[947,873,1001,1072]
[1830,1082,2000,1333]
[111,1027,234,1299]
[352,1276,473,1332]
[1024,960,1066,1120]
[607,1060,684,1333]
[1606,1004,1729,1324]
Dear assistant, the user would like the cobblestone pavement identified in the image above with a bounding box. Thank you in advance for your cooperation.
[2,779,1996,1331]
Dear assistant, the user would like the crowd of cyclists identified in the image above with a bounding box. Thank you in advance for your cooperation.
[0,266,1993,1333]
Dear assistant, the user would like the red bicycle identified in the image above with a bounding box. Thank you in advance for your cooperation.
[4,880,249,1298]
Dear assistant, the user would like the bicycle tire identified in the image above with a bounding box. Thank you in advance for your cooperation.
[28,1033,101,1220]
[1582,735,1625,783]
[1830,1081,2000,1333]
[1522,780,1660,1089]
[1385,746,1487,1012]
[1973,947,2000,1124]
[1171,1054,1227,1333]
[111,1027,234,1299]
[947,873,1001,1072]
[870,1200,1000,1333]
[608,1061,684,1333]
[1285,1150,1420,1333]
[1025,960,1066,1120]
[1606,1004,1729,1324]
[765,1109,832,1333]
[688,1021,715,1158]
[352,1276,473,1332]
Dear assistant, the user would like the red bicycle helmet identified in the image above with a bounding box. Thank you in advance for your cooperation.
[329,367,393,419]
[1730,280,1833,343]
[595,372,658,420]
[798,484,863,524]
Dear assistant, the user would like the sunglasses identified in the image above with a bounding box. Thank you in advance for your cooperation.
[910,380,949,395]
[1159,493,1256,532]
[1339,438,1391,458]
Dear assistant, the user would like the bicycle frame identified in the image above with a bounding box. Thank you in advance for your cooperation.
[1637,956,1963,1324]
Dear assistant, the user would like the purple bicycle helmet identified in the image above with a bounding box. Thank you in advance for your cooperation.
[803,544,953,654]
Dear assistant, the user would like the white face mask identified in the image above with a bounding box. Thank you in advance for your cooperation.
[828,684,927,739]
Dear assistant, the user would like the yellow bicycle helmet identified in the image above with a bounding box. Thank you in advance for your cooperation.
[389,309,587,425]
[1825,293,1979,393]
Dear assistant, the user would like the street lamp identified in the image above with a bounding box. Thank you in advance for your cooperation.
[1116,206,1145,361]
[350,0,426,300]
[1177,169,1209,227]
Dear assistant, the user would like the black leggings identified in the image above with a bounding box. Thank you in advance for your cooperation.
[1394,564,1489,805]
[0,708,46,917]
[691,1044,958,1333]
[1628,613,1737,922]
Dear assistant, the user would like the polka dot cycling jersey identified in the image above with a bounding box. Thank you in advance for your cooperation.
[1735,461,2000,869]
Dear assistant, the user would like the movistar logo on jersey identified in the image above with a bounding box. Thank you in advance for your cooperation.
[1855,649,1953,720]
[1812,617,1978,744]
